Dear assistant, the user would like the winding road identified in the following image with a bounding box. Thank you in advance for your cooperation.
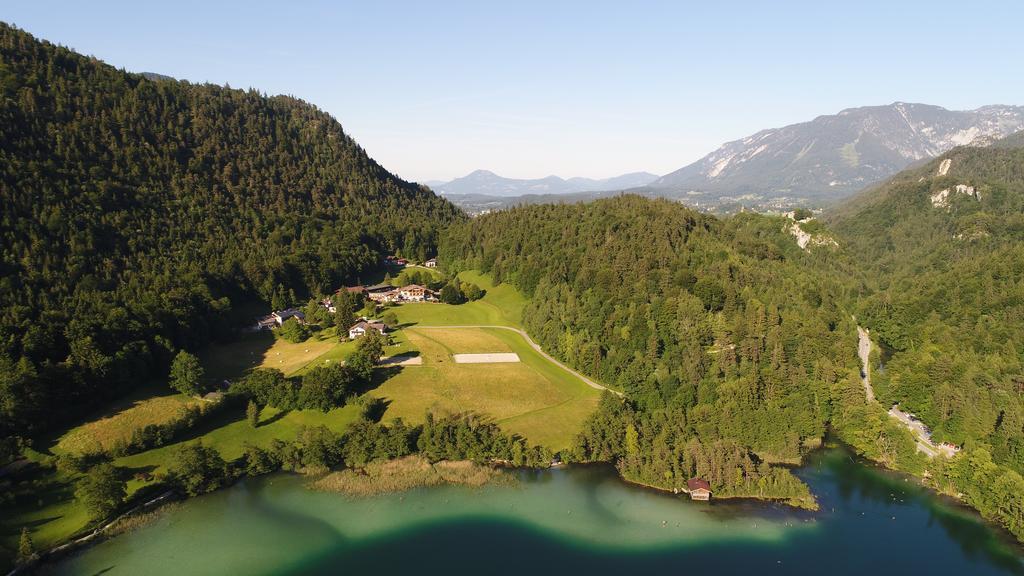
[413,325,622,396]
[857,325,953,458]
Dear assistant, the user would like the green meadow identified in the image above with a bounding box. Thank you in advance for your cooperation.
[1,271,600,564]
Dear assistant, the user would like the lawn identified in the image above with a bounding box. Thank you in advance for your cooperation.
[1,271,591,568]
[370,326,600,451]
[53,387,204,456]
[115,404,363,486]
[0,452,89,565]
[200,328,341,381]
[390,271,525,327]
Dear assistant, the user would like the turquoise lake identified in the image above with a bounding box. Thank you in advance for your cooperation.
[52,446,1024,575]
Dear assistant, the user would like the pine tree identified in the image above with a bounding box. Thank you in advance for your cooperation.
[247,400,261,428]
[18,527,34,564]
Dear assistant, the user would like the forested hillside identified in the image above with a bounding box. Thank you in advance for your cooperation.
[0,24,462,442]
[831,136,1024,539]
[441,196,908,502]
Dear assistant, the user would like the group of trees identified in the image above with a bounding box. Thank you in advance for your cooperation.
[0,23,461,447]
[417,412,552,466]
[830,142,1024,540]
[233,330,385,413]
[573,393,814,506]
[438,279,484,304]
[176,411,549,491]
[442,196,860,480]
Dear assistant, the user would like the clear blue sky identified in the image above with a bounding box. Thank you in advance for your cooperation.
[4,1,1022,182]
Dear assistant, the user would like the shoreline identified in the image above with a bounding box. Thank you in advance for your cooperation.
[308,456,516,497]
[613,470,820,511]
[19,446,1024,574]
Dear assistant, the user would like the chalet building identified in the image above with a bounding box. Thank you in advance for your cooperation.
[348,320,387,339]
[272,308,305,325]
[367,289,399,303]
[424,258,437,268]
[686,478,712,501]
[365,283,397,303]
[398,284,428,301]
[253,308,305,331]
[254,315,278,331]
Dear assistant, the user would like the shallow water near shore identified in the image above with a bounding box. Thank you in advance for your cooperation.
[51,446,1024,575]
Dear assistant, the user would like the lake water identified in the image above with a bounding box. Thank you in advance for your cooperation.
[52,446,1024,575]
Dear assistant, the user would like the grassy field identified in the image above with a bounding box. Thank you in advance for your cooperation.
[2,271,598,568]
[0,451,89,566]
[115,404,363,482]
[52,385,204,456]
[391,271,525,327]
[371,326,600,450]
[200,328,341,381]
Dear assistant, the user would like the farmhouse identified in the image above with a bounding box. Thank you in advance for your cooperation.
[398,284,429,301]
[367,290,399,303]
[253,308,306,331]
[686,478,712,501]
[424,258,437,268]
[254,315,278,331]
[272,308,305,325]
[366,283,399,303]
[349,320,387,339]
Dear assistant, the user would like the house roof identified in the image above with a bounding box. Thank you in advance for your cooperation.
[400,284,425,291]
[349,320,387,332]
[366,283,394,292]
[687,478,711,492]
[340,286,367,293]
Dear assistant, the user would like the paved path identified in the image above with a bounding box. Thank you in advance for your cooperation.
[379,354,423,366]
[452,353,521,364]
[856,324,954,458]
[857,326,875,402]
[412,325,621,396]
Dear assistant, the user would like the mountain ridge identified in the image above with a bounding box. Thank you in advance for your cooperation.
[651,102,1024,207]
[427,169,658,197]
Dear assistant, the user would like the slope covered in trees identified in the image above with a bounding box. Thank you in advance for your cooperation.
[440,195,888,501]
[830,140,1024,539]
[0,23,462,442]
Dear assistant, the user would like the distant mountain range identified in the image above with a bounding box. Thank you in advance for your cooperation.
[433,102,1024,215]
[425,170,659,197]
[650,102,1024,206]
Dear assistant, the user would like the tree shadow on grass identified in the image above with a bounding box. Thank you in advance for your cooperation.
[22,516,65,529]
[149,399,247,447]
[361,398,392,423]
[258,409,291,428]
[352,366,404,396]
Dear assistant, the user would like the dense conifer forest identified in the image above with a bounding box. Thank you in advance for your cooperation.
[440,195,909,503]
[0,23,462,442]
[831,140,1024,538]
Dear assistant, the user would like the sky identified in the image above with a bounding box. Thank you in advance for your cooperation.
[3,1,1023,182]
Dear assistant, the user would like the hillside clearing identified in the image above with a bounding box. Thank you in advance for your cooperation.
[370,326,600,450]
[53,387,204,456]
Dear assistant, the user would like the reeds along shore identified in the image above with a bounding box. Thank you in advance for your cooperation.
[309,456,515,497]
